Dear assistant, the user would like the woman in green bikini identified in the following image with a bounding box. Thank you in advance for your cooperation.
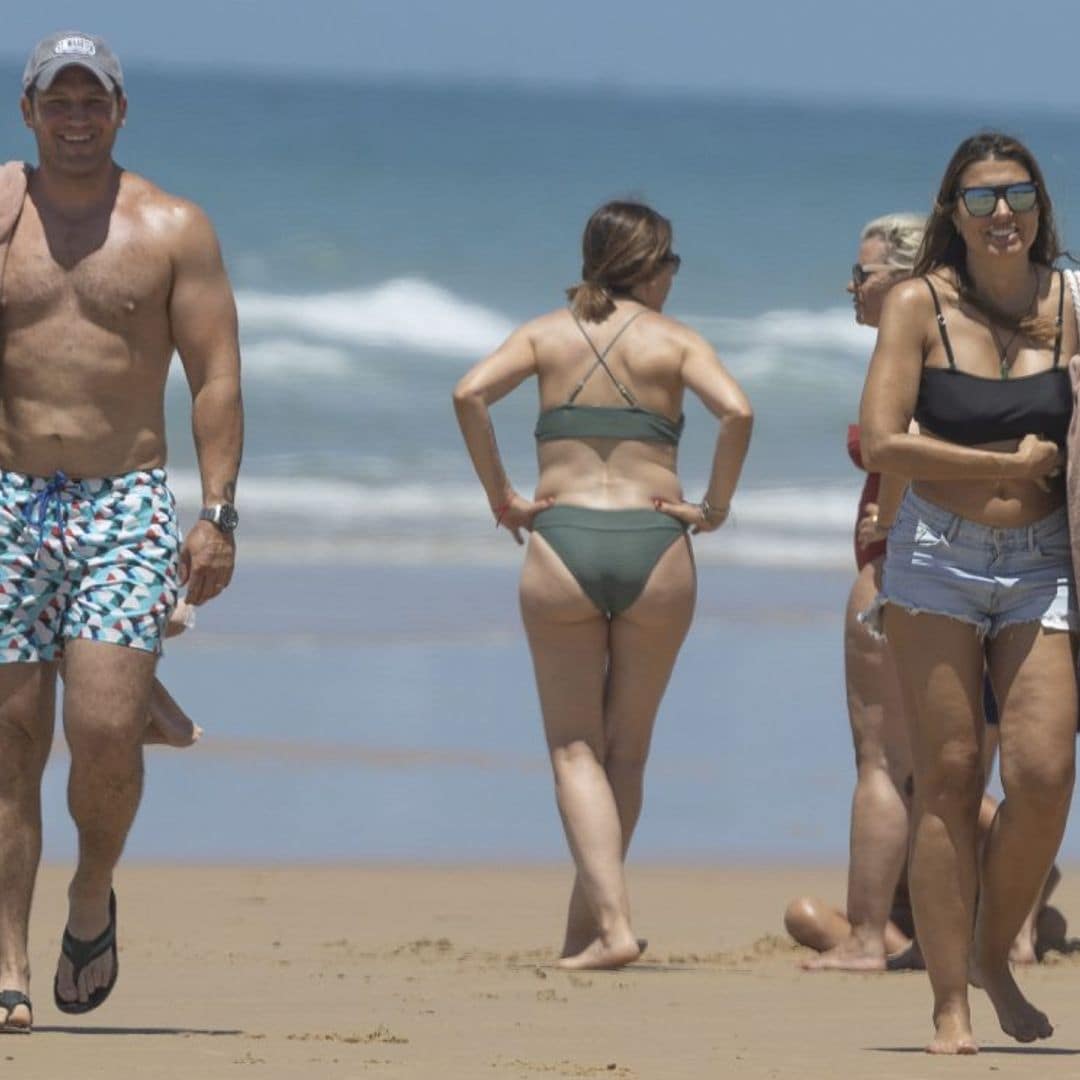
[453,201,752,969]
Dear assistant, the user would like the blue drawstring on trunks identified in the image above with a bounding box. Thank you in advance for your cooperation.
[22,470,70,553]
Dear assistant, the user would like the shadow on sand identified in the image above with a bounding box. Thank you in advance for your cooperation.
[33,1026,244,1037]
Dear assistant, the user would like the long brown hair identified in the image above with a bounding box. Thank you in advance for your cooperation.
[566,200,674,321]
[913,132,1062,344]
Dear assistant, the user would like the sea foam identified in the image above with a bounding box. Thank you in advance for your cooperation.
[167,470,857,569]
[236,277,514,359]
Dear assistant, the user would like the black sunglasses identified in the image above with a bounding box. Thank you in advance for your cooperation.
[956,181,1038,218]
[851,262,895,286]
[661,252,681,274]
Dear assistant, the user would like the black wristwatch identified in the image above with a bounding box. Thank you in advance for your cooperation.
[199,503,240,534]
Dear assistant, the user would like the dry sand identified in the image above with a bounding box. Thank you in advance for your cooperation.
[7,863,1080,1078]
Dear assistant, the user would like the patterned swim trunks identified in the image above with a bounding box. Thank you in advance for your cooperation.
[0,467,180,662]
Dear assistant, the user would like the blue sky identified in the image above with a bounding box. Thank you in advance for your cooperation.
[2,1,1078,108]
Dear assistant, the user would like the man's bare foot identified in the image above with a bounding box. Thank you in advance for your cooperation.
[972,956,1053,1043]
[927,1004,978,1055]
[801,934,886,972]
[557,934,641,971]
[143,679,202,747]
[54,888,115,1010]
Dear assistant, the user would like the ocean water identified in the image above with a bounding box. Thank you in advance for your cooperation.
[40,564,864,862]
[10,70,1080,864]
[4,67,1080,569]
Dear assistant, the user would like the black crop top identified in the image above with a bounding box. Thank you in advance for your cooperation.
[913,273,1072,447]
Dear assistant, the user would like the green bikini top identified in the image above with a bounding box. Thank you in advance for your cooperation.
[534,309,685,447]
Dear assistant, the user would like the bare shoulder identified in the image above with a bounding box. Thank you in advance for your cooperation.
[526,308,571,334]
[118,171,220,255]
[521,307,581,348]
[638,310,712,357]
[881,276,935,322]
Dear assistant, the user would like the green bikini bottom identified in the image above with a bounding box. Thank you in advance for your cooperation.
[532,506,687,617]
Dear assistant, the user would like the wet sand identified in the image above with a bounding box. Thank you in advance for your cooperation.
[8,863,1080,1078]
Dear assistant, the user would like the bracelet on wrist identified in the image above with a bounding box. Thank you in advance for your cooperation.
[699,498,730,522]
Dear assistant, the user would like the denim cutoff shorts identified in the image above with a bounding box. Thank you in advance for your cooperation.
[861,489,1078,640]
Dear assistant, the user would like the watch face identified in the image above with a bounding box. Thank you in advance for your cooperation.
[219,504,240,531]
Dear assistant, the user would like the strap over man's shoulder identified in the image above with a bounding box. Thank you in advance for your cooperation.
[0,162,27,242]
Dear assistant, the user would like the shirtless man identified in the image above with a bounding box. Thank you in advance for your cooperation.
[0,32,243,1032]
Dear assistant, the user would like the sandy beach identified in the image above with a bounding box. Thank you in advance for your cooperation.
[4,862,1079,1078]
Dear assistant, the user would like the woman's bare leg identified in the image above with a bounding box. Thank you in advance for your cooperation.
[560,536,695,961]
[973,624,1076,1042]
[784,896,912,955]
[521,534,639,970]
[806,561,911,971]
[886,606,983,1055]
[979,718,1057,966]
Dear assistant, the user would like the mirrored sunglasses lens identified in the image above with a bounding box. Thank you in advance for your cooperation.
[1006,185,1038,212]
[851,263,867,285]
[962,189,997,216]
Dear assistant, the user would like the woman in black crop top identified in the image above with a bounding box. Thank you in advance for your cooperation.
[860,133,1080,1054]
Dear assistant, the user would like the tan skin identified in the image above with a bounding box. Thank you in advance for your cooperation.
[789,236,915,972]
[0,66,242,1029]
[861,158,1079,1053]
[788,239,1056,972]
[455,262,752,970]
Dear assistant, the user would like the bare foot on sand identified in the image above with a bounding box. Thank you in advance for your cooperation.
[143,678,202,747]
[801,933,886,971]
[561,925,647,960]
[557,934,642,971]
[927,1004,978,1055]
[561,891,645,959]
[972,956,1053,1043]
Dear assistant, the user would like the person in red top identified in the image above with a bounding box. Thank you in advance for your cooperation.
[785,214,924,969]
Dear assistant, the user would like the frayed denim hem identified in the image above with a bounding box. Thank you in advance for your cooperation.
[858,593,993,642]
[991,610,1080,637]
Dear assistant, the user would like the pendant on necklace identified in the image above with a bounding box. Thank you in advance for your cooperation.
[1000,355,1010,380]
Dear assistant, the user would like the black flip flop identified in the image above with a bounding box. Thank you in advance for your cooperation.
[0,990,31,1034]
[53,890,118,1015]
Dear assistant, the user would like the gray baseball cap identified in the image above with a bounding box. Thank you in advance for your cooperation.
[22,31,124,95]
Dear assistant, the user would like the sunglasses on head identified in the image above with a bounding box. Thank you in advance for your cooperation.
[956,181,1038,217]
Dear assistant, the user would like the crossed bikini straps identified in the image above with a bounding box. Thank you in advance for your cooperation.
[566,309,648,407]
[923,270,1066,371]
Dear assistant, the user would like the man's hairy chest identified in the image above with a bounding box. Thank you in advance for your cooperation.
[3,218,172,332]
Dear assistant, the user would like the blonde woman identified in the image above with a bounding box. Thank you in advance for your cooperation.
[786,214,925,971]
[454,201,752,969]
